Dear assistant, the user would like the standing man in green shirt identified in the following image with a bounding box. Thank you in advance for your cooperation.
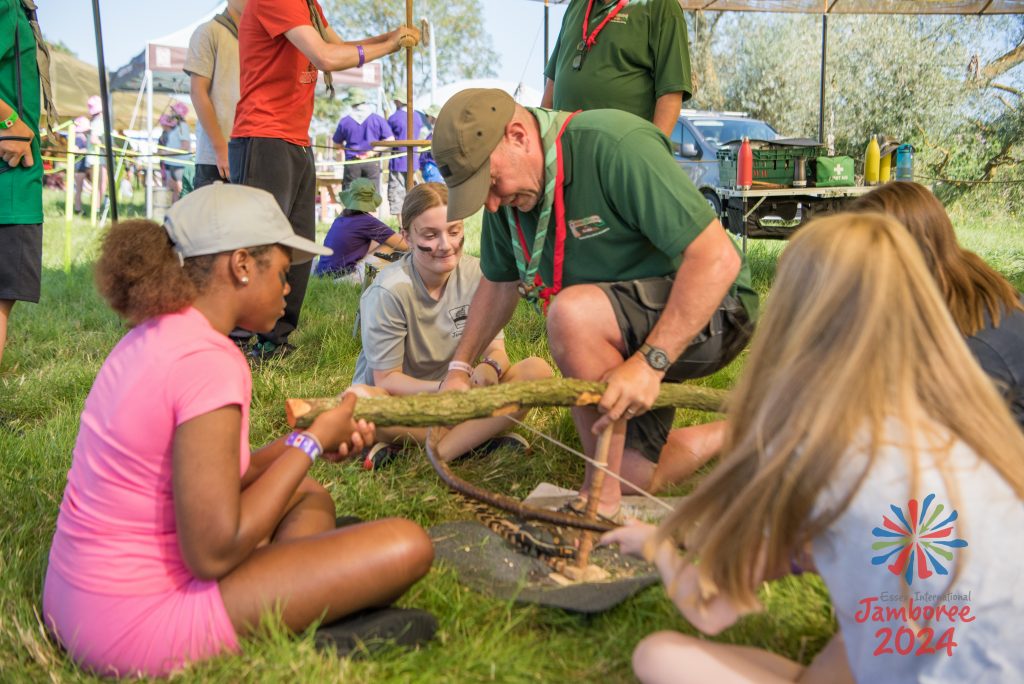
[0,0,43,369]
[541,0,692,136]
[433,89,756,519]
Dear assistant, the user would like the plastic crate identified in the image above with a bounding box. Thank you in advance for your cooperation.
[718,144,820,188]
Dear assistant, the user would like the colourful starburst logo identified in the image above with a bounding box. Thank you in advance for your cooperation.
[871,493,968,585]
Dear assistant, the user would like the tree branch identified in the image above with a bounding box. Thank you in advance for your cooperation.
[287,379,727,428]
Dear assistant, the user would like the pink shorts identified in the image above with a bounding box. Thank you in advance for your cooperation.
[42,566,239,677]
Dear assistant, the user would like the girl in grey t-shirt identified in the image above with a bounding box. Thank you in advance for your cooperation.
[350,183,553,468]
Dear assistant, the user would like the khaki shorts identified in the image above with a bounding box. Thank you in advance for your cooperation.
[594,276,754,462]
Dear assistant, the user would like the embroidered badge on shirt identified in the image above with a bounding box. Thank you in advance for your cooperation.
[299,69,317,84]
[568,215,610,240]
[449,305,469,337]
[610,13,630,25]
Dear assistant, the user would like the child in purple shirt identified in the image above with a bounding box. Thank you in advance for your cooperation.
[332,102,393,193]
[316,178,407,278]
[386,96,425,216]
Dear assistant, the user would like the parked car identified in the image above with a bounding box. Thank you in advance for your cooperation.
[670,109,780,218]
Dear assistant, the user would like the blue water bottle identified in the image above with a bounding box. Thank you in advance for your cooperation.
[895,144,914,181]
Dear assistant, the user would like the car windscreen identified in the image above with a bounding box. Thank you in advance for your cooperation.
[691,119,779,147]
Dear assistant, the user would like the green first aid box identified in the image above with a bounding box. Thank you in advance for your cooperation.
[812,156,855,187]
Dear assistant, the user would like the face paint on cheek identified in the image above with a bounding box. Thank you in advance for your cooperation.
[415,244,433,254]
[456,236,465,250]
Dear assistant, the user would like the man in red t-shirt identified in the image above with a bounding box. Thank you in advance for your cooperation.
[229,0,418,359]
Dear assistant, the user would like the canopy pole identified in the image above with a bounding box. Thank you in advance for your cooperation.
[406,0,415,191]
[544,0,550,66]
[91,0,118,222]
[818,13,827,145]
[145,68,154,219]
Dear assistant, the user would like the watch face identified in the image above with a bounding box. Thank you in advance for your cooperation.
[647,348,670,370]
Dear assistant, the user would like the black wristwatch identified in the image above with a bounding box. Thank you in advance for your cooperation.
[637,343,671,371]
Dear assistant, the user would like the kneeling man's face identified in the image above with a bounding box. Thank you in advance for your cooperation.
[485,141,542,214]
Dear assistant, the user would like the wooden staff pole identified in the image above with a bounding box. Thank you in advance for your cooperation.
[406,0,415,191]
[576,421,616,568]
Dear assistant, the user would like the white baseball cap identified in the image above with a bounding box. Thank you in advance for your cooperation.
[164,183,332,264]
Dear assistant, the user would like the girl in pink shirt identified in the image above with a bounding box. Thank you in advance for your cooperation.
[43,184,434,677]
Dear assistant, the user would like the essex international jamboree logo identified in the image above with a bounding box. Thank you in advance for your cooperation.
[856,493,973,658]
[871,493,968,585]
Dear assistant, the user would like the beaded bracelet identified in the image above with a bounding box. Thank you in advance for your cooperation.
[479,357,503,378]
[356,45,365,68]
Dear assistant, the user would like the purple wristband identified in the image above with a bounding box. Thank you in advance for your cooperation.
[285,431,322,463]
[357,45,365,68]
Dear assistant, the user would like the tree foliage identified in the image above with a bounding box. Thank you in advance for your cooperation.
[685,11,1024,208]
[322,0,498,105]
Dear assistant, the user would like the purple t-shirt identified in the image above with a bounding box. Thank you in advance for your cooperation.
[387,108,425,172]
[333,113,391,160]
[316,212,397,275]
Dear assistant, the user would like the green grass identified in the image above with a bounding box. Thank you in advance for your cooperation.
[1,190,1020,682]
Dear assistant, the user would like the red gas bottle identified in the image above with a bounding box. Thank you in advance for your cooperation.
[737,136,753,190]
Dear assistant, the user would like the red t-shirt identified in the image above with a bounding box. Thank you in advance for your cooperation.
[232,0,327,146]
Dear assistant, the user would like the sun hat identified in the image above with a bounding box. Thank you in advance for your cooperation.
[164,183,332,265]
[431,89,515,220]
[339,178,383,213]
[158,113,176,128]
[170,101,190,118]
[87,95,103,116]
[393,93,408,106]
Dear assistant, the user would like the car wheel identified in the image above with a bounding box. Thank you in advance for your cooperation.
[702,190,724,223]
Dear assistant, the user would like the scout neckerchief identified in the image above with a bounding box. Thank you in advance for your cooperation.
[305,0,334,98]
[212,9,239,40]
[572,0,629,71]
[506,107,580,313]
[18,0,59,137]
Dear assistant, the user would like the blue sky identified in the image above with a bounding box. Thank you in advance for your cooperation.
[37,0,567,95]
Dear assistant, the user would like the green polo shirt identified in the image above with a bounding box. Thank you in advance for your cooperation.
[480,109,758,320]
[544,0,692,122]
[0,0,42,225]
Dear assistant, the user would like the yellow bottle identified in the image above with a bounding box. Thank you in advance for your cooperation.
[879,152,892,183]
[865,136,880,185]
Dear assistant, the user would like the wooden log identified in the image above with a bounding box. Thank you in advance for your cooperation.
[285,379,727,429]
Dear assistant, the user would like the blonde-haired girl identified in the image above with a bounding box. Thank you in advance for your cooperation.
[604,212,1024,683]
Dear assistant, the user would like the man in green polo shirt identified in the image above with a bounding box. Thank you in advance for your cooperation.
[0,0,43,369]
[434,89,756,520]
[541,0,692,136]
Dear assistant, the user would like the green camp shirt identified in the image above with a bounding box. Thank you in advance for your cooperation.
[543,0,692,122]
[480,109,758,320]
[0,0,42,225]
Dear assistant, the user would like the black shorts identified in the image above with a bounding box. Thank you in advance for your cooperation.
[193,163,227,190]
[595,276,754,461]
[161,164,185,182]
[0,223,43,303]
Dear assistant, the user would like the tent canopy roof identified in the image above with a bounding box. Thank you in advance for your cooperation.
[522,0,1022,12]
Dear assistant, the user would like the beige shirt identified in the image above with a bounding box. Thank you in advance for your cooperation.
[183,17,239,165]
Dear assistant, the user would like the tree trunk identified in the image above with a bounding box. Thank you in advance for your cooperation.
[286,379,727,428]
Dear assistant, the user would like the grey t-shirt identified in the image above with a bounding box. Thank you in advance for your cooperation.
[352,253,502,386]
[812,421,1024,681]
[183,18,240,165]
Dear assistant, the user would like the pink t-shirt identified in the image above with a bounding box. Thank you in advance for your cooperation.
[48,307,252,595]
